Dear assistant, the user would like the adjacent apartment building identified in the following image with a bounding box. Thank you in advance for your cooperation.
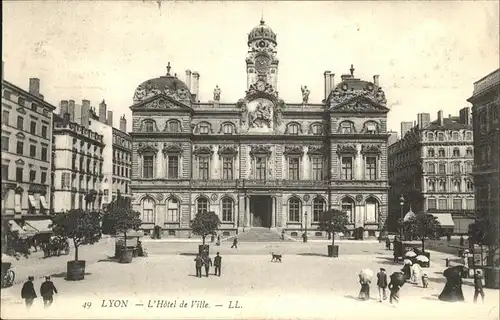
[130,20,391,239]
[2,77,56,231]
[388,109,475,234]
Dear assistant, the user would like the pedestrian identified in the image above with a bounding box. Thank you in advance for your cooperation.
[214,252,222,277]
[21,276,37,309]
[40,276,58,308]
[385,237,391,250]
[421,272,429,288]
[281,230,285,241]
[231,236,238,249]
[402,261,412,280]
[411,263,422,284]
[388,280,401,304]
[358,274,371,301]
[211,234,215,243]
[376,268,388,302]
[447,234,451,242]
[473,270,485,303]
[459,235,464,247]
[216,235,221,246]
[194,254,203,278]
[203,255,213,277]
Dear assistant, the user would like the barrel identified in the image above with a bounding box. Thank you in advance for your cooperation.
[119,249,133,264]
[66,260,86,281]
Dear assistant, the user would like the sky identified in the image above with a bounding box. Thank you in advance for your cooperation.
[2,1,499,134]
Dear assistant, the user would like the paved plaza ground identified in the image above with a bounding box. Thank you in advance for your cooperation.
[1,240,498,320]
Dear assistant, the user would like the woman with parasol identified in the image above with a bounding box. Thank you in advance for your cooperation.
[358,269,373,301]
[438,265,466,302]
[388,272,405,304]
[401,258,412,280]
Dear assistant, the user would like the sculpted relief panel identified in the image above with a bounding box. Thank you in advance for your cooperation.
[239,98,284,133]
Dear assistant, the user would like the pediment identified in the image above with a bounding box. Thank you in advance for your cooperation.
[249,145,272,156]
[284,146,304,156]
[193,146,214,155]
[336,144,357,154]
[361,144,381,154]
[162,143,183,154]
[329,96,389,113]
[218,145,238,156]
[15,158,25,166]
[129,94,192,111]
[308,146,325,155]
[137,142,159,154]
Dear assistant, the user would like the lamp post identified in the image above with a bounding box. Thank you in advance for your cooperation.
[304,212,308,243]
[399,195,405,241]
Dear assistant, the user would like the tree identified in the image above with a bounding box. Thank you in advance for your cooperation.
[469,213,500,266]
[52,209,102,261]
[190,211,221,245]
[403,213,441,252]
[317,209,349,246]
[104,193,141,250]
[1,219,30,260]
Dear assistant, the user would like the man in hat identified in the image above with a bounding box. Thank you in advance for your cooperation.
[40,276,58,307]
[377,268,388,302]
[202,255,213,277]
[21,276,37,308]
[214,252,222,277]
[473,270,485,303]
[231,236,238,249]
[194,254,203,278]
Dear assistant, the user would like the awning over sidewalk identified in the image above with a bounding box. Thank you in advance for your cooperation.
[28,195,38,208]
[430,213,455,228]
[40,196,49,209]
[9,220,26,235]
[24,220,53,234]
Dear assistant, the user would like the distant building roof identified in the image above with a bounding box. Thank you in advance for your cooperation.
[424,117,472,131]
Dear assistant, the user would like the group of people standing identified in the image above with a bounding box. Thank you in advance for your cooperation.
[194,252,222,278]
[358,268,405,305]
[21,276,58,309]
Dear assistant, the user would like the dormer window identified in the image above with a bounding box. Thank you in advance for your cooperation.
[144,120,155,132]
[438,133,445,141]
[438,148,445,157]
[199,123,210,134]
[427,132,434,141]
[287,123,299,135]
[427,148,435,157]
[311,123,322,135]
[364,121,378,134]
[222,123,234,135]
[340,122,354,134]
[452,132,459,140]
[452,148,460,157]
[168,120,180,132]
[465,132,472,140]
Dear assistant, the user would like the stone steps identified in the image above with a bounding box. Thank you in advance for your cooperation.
[237,227,292,242]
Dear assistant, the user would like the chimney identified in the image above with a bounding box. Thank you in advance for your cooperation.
[29,78,40,97]
[107,110,113,127]
[329,73,335,95]
[99,100,107,123]
[437,110,444,126]
[81,99,90,129]
[60,100,69,117]
[192,72,200,100]
[324,71,331,101]
[459,107,471,125]
[373,75,380,87]
[119,115,127,132]
[185,70,192,91]
[63,112,70,124]
[68,100,75,122]
[340,74,350,81]
[417,113,431,128]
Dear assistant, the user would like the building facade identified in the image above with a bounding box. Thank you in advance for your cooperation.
[52,101,105,212]
[1,78,55,229]
[130,20,391,239]
[468,69,499,252]
[388,110,475,234]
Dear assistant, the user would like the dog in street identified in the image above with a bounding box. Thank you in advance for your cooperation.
[271,252,282,262]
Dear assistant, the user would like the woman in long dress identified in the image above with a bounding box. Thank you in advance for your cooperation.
[402,262,411,280]
[438,267,465,302]
[358,274,371,301]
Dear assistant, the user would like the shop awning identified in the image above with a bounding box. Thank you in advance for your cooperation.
[9,220,26,235]
[40,196,48,209]
[431,213,455,228]
[24,220,53,234]
[28,195,38,208]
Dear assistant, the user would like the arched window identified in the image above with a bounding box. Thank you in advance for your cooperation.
[452,132,459,140]
[466,180,474,192]
[222,123,234,135]
[453,162,460,173]
[453,148,460,157]
[365,198,378,222]
[287,123,300,135]
[427,163,435,174]
[197,197,209,214]
[453,180,461,192]
[166,197,179,222]
[221,197,233,222]
[438,133,445,141]
[168,120,181,132]
[311,123,322,135]
[363,121,378,134]
[288,197,301,222]
[341,197,355,223]
[438,148,445,157]
[312,197,325,222]
[427,148,435,157]
[428,180,435,192]
[199,123,210,134]
[465,132,473,140]
[143,120,155,132]
[142,197,155,223]
[427,132,434,141]
[439,198,447,209]
[438,162,446,174]
[439,180,446,192]
[339,121,354,134]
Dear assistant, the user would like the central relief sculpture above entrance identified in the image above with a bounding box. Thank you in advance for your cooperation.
[238,94,285,133]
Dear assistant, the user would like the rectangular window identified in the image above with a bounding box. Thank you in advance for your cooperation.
[198,156,209,180]
[30,145,36,157]
[365,157,377,180]
[143,155,154,178]
[313,201,324,222]
[312,157,323,180]
[342,204,353,222]
[288,201,300,222]
[1,136,9,151]
[29,170,36,182]
[453,199,462,210]
[222,200,233,222]
[41,171,47,184]
[16,167,23,182]
[439,199,447,209]
[2,110,9,125]
[466,199,475,210]
[2,164,9,180]
[168,155,179,179]
[427,199,437,210]
[17,116,24,130]
[438,163,446,174]
[3,90,11,100]
[453,163,460,174]
[288,157,300,180]
[41,147,47,161]
[16,141,24,155]
[71,194,76,209]
[255,156,267,180]
[199,125,209,134]
[113,165,116,175]
[30,121,36,134]
[341,157,353,180]
[222,157,233,180]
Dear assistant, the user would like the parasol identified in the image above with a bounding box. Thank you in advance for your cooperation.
[443,265,468,279]
[359,268,374,278]
[390,272,406,286]
[415,255,429,262]
[404,251,417,258]
[403,259,413,265]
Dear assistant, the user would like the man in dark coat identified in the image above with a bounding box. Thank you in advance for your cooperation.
[40,276,58,307]
[214,252,222,277]
[21,276,37,308]
[231,236,238,249]
[203,255,212,277]
[473,270,485,303]
[194,255,203,278]
[377,268,388,302]
[388,280,401,304]
[459,235,464,247]
[439,267,465,302]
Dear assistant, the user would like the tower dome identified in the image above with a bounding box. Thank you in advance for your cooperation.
[248,19,277,45]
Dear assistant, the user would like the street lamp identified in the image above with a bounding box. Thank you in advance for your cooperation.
[304,212,308,243]
[399,195,405,241]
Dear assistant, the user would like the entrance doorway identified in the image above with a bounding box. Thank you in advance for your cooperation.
[250,196,272,228]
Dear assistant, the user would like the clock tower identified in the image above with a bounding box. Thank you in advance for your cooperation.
[246,19,279,92]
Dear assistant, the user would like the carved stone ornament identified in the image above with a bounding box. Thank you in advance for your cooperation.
[247,80,278,97]
[137,142,159,154]
[213,85,221,102]
[355,195,363,203]
[249,145,272,156]
[156,193,164,202]
[301,86,310,104]
[146,98,176,109]
[330,84,387,107]
[303,194,311,202]
[15,158,25,166]
[249,98,273,129]
[133,82,162,103]
[336,101,386,113]
[163,143,183,154]
[193,146,214,155]
[211,194,218,202]
[308,146,325,155]
[337,144,357,155]
[361,144,381,155]
[164,87,190,101]
[284,146,304,156]
[218,145,238,156]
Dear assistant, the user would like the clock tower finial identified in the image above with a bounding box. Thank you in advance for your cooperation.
[350,64,355,76]
[166,62,171,76]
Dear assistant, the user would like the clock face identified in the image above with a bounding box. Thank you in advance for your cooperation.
[258,40,267,48]
[254,55,271,74]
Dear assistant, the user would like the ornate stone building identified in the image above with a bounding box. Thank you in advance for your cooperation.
[130,20,390,239]
[388,110,475,234]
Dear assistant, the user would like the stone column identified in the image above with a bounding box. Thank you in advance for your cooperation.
[238,194,245,227]
[271,197,276,228]
[245,196,250,227]
[356,145,362,180]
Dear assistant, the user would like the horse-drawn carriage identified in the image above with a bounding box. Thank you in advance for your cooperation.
[41,236,70,257]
